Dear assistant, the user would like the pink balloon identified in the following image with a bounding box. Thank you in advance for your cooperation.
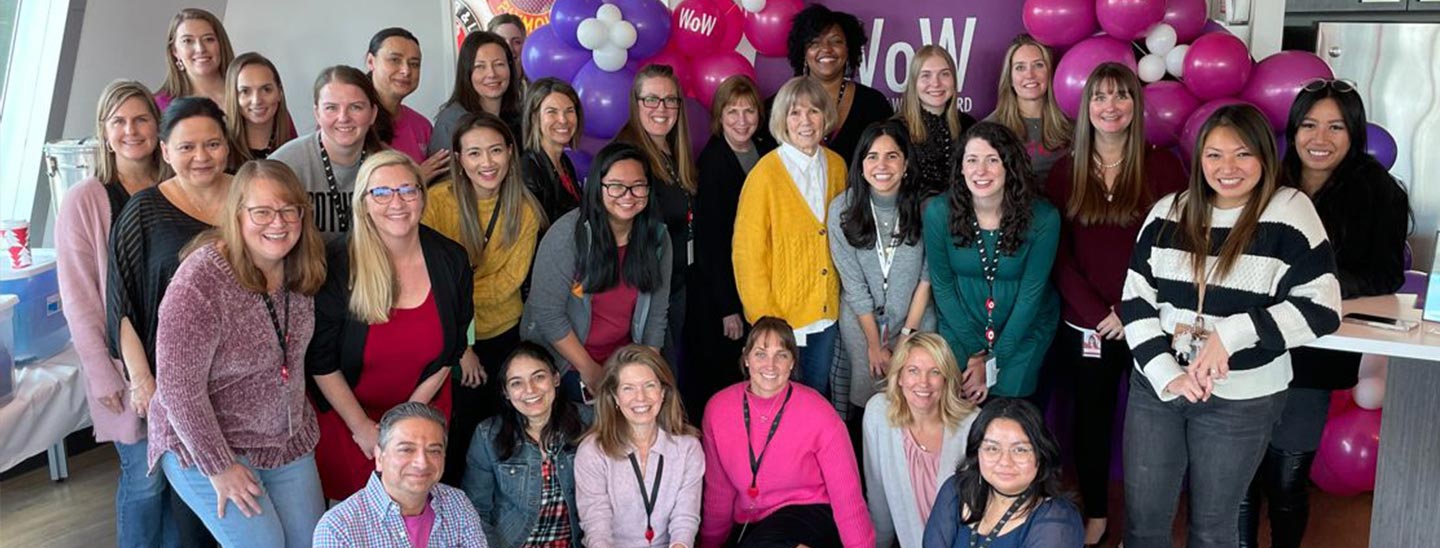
[1240,51,1334,130]
[1201,19,1231,35]
[1164,0,1209,43]
[690,51,758,109]
[1311,408,1382,496]
[1022,0,1098,47]
[640,43,695,98]
[1178,97,1250,160]
[1183,32,1253,100]
[1143,81,1200,147]
[1096,0,1166,40]
[672,0,730,57]
[714,0,746,56]
[1329,388,1357,419]
[1053,36,1138,118]
[744,0,803,57]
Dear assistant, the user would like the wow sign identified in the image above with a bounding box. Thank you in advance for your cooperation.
[671,0,741,56]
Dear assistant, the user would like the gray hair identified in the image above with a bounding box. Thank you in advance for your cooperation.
[767,76,837,147]
[378,402,448,450]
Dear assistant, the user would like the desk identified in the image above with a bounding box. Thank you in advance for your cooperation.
[0,345,92,479]
[1308,295,1440,547]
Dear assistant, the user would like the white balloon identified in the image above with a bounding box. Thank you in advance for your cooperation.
[577,18,609,51]
[1138,54,1167,83]
[597,3,623,23]
[1358,354,1388,379]
[1166,44,1190,78]
[1353,376,1386,410]
[1145,23,1178,56]
[741,0,767,12]
[610,21,637,50]
[593,45,628,72]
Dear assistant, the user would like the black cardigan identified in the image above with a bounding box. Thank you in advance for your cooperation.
[692,134,777,318]
[306,225,474,411]
[520,148,580,229]
[1290,155,1410,390]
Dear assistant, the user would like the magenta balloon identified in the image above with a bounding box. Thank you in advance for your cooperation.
[1312,408,1382,496]
[1200,19,1230,35]
[1183,32,1252,100]
[1239,51,1334,130]
[1178,97,1249,160]
[691,51,758,109]
[1143,81,1200,147]
[1053,36,1138,118]
[714,0,746,55]
[744,0,803,57]
[672,0,730,56]
[522,25,592,82]
[1096,0,1166,40]
[613,0,674,59]
[1022,0,1097,47]
[574,62,639,139]
[550,0,605,50]
[1367,123,1399,170]
[640,43,695,98]
[1164,0,1208,43]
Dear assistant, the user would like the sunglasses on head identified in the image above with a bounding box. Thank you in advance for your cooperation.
[1301,78,1357,94]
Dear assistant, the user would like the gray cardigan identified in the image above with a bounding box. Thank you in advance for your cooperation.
[862,394,975,548]
[519,209,672,374]
[827,192,935,407]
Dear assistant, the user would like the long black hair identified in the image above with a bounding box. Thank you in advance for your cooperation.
[493,341,586,461]
[574,142,666,293]
[1281,81,1369,187]
[840,120,924,248]
[948,121,1036,255]
[954,398,1064,525]
[446,31,521,122]
[363,27,419,144]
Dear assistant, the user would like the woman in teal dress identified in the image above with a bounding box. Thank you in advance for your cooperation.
[923,121,1059,404]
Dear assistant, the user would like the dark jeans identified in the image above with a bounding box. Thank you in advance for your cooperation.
[442,326,520,486]
[729,503,842,548]
[1055,326,1132,519]
[796,325,838,399]
[1123,373,1286,548]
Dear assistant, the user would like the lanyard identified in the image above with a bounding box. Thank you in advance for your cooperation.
[317,133,367,230]
[627,452,665,543]
[741,384,793,499]
[259,288,292,438]
[871,200,898,292]
[968,498,1022,548]
[482,200,501,246]
[973,221,1000,351]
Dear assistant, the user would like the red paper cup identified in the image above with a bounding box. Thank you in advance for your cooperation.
[0,219,32,269]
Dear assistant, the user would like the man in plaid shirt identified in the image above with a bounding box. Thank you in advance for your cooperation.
[313,402,488,547]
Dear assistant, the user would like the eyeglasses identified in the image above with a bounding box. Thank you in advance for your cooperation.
[246,205,304,225]
[1301,78,1357,94]
[601,183,650,198]
[979,443,1036,464]
[366,184,422,204]
[638,95,682,109]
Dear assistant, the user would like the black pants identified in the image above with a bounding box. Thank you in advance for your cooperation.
[441,325,519,487]
[729,504,843,548]
[1054,325,1131,519]
[1238,387,1330,548]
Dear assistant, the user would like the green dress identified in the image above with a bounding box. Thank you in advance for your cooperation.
[923,198,1060,397]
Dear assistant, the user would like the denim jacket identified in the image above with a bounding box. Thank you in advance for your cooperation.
[464,404,594,548]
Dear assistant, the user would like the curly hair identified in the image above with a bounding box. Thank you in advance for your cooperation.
[786,5,867,78]
[948,121,1037,255]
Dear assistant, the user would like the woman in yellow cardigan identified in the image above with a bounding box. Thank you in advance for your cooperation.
[422,111,544,485]
[733,76,847,398]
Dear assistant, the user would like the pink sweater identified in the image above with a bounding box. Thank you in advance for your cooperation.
[146,244,319,476]
[54,178,144,443]
[699,382,875,548]
[390,104,434,165]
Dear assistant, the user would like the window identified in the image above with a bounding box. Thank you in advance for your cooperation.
[0,0,72,227]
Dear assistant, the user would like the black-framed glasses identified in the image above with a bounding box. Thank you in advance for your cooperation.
[601,183,650,198]
[1301,78,1357,94]
[366,185,422,204]
[246,205,304,225]
[638,95,682,109]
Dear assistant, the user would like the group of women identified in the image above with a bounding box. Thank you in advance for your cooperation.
[52,4,1411,548]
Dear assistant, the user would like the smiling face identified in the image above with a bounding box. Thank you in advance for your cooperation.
[173,19,222,78]
[504,355,558,424]
[637,76,680,140]
[863,134,906,196]
[375,417,445,501]
[1201,125,1263,209]
[785,96,824,154]
[459,127,511,199]
[1009,45,1049,103]
[720,98,759,150]
[806,24,848,81]
[1088,79,1134,136]
[961,137,1006,202]
[470,43,512,106]
[600,158,649,224]
[364,164,424,240]
[240,177,302,272]
[897,347,946,417]
[916,54,956,114]
[315,82,377,152]
[1294,98,1350,178]
[538,92,577,149]
[105,97,159,164]
[162,116,228,186]
[367,36,422,104]
[236,64,281,127]
[978,418,1038,495]
[745,330,795,398]
[614,362,663,430]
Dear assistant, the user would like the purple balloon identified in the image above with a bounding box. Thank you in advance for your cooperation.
[1096,0,1166,41]
[1275,132,1288,159]
[574,62,638,139]
[1240,51,1334,130]
[565,147,595,182]
[1053,36,1137,118]
[1311,408,1381,496]
[612,0,674,59]
[1179,97,1250,160]
[1183,32,1252,100]
[1164,0,1208,43]
[551,0,603,49]
[523,25,592,82]
[1143,81,1200,147]
[1200,19,1231,35]
[1022,0,1097,47]
[1367,123,1398,170]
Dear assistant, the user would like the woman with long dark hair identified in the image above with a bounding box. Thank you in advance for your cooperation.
[430,31,522,155]
[365,27,450,180]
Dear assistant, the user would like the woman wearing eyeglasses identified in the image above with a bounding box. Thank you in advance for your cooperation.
[520,142,672,405]
[307,150,474,500]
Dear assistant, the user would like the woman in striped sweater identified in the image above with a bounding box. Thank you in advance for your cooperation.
[1118,104,1342,548]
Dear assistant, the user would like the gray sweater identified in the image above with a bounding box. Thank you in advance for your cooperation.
[270,132,363,236]
[519,209,672,374]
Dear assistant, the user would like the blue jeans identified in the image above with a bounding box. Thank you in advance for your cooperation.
[796,325,838,399]
[114,439,208,547]
[1122,374,1286,548]
[162,452,325,548]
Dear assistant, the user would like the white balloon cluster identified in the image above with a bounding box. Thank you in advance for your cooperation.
[577,4,639,72]
[1353,354,1388,410]
[1138,23,1185,82]
[739,0,767,13]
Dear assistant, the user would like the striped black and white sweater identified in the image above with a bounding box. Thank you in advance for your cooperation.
[1120,187,1342,401]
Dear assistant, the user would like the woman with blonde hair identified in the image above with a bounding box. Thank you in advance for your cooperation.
[896,45,977,197]
[223,52,296,165]
[986,34,1072,181]
[155,8,235,110]
[575,345,704,548]
[307,151,474,500]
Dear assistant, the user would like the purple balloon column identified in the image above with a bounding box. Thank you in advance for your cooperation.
[1053,36,1137,118]
[523,25,592,82]
[1022,0,1097,47]
[1143,81,1200,147]
[1183,32,1253,100]
[1239,51,1334,130]
[574,63,639,139]
[1367,123,1399,170]
[613,0,675,59]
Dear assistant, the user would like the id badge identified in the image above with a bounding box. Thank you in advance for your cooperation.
[875,309,889,345]
[1080,329,1102,359]
[687,238,695,266]
[985,356,998,388]
[1172,330,1202,365]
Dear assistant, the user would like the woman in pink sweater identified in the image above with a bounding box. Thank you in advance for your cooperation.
[699,317,875,548]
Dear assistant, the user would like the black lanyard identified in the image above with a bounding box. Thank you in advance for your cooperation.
[258,289,291,382]
[482,200,501,246]
[973,221,1000,351]
[627,452,665,543]
[317,133,366,231]
[741,384,793,498]
[969,498,1021,548]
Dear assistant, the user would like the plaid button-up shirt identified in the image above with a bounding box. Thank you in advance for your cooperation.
[313,472,488,547]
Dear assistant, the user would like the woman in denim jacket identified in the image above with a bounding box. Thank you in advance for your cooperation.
[465,342,593,547]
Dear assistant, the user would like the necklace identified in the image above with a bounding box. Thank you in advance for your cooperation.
[825,79,849,144]
[1095,154,1122,170]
